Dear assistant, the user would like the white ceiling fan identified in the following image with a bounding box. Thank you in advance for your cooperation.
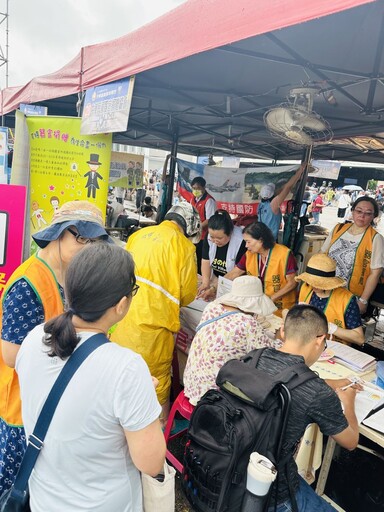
[264,87,333,147]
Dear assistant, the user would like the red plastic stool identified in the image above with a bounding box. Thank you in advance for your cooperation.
[164,390,194,473]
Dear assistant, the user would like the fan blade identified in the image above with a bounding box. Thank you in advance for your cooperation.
[292,111,327,131]
[265,108,294,133]
[285,129,313,146]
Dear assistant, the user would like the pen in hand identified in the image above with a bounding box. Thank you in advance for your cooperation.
[340,382,356,391]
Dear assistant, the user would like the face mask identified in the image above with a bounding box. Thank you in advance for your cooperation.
[193,189,203,198]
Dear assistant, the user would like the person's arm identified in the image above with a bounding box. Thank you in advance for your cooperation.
[224,266,245,280]
[198,258,212,291]
[125,418,166,476]
[270,273,297,302]
[1,279,45,368]
[1,341,21,368]
[270,164,305,214]
[320,229,334,253]
[358,267,382,313]
[331,387,359,450]
[197,258,217,300]
[332,325,365,345]
[204,198,217,221]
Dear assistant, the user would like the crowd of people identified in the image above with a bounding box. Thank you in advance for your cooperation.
[0,169,383,511]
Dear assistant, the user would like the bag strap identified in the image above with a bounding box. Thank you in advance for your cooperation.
[275,362,318,390]
[195,310,241,332]
[10,333,109,502]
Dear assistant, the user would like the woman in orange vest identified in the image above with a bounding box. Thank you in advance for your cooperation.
[225,222,297,314]
[296,253,364,346]
[321,196,384,315]
[0,201,111,499]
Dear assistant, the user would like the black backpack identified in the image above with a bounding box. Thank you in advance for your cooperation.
[182,348,317,512]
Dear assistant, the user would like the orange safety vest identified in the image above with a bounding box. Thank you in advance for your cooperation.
[0,254,64,426]
[328,223,377,297]
[191,192,215,240]
[245,244,296,314]
[299,283,354,329]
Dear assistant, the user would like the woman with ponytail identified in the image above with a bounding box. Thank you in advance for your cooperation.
[0,200,112,499]
[15,244,165,512]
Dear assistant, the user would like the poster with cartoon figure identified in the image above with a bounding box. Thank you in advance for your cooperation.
[83,153,103,198]
[26,116,112,251]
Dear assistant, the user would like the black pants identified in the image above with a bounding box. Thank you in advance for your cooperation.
[136,189,146,209]
[195,239,204,275]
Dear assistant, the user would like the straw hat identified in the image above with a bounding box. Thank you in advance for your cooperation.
[32,200,113,248]
[215,275,277,316]
[295,253,346,290]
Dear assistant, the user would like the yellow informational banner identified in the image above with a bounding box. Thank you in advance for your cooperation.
[109,151,144,189]
[26,117,112,244]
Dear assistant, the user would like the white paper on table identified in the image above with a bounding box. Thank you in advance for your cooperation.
[216,276,232,299]
[362,406,384,433]
[353,384,384,424]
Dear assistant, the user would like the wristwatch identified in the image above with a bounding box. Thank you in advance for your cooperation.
[358,297,368,305]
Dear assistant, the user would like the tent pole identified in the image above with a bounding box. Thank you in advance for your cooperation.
[289,145,312,250]
[296,145,312,207]
[165,129,179,212]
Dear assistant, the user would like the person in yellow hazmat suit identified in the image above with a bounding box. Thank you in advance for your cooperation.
[110,202,201,424]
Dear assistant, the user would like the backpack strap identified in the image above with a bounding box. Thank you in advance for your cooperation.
[275,362,318,390]
[195,310,241,332]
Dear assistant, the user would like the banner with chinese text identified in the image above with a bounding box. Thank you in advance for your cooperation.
[26,117,112,250]
[0,184,27,297]
[81,77,135,135]
[177,159,299,216]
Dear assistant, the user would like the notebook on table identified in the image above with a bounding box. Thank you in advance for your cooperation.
[327,340,376,374]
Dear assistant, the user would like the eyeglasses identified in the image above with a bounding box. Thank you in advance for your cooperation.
[131,285,140,297]
[316,334,327,351]
[353,209,374,217]
[67,228,98,245]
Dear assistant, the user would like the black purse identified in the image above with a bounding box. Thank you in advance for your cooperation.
[0,334,108,512]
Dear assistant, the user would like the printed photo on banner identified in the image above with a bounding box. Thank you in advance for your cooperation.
[176,158,299,215]
[109,151,144,189]
[309,160,341,180]
[26,116,112,252]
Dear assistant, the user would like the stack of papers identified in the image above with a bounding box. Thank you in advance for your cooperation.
[327,340,376,374]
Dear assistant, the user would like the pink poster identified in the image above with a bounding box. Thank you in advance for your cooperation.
[0,184,27,297]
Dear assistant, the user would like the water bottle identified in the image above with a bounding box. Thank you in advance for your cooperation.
[241,453,277,512]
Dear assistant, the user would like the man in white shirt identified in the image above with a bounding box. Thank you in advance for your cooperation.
[337,190,351,218]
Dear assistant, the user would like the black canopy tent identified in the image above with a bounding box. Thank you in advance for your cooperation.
[3,0,384,242]
[3,1,384,164]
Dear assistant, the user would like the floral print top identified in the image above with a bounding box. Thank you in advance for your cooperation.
[183,302,281,405]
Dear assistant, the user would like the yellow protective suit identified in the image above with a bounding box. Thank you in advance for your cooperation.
[110,221,197,404]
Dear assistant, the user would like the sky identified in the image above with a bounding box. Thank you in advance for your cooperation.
[0,0,186,88]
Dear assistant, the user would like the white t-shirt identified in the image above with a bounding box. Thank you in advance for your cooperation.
[321,226,384,278]
[337,193,351,209]
[16,325,161,512]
